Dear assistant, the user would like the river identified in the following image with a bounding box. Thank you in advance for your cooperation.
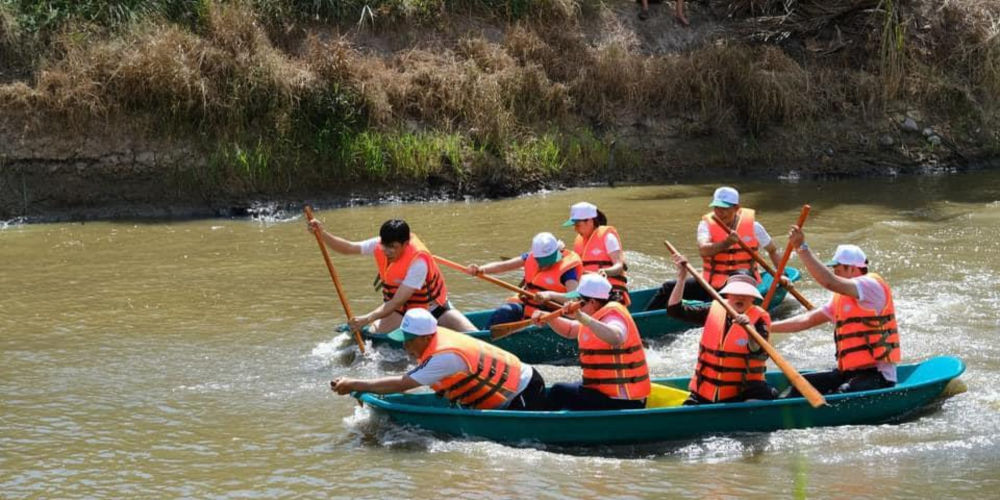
[3,172,999,499]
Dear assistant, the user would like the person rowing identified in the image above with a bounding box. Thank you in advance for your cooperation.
[647,186,781,309]
[532,273,651,410]
[666,253,776,404]
[331,309,549,410]
[564,202,631,306]
[467,232,583,328]
[307,218,476,333]
[771,228,901,395]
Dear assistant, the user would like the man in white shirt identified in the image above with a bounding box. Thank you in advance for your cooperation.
[771,228,900,395]
[331,309,549,411]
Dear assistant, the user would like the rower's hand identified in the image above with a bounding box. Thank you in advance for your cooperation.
[348,314,370,332]
[530,310,546,326]
[597,269,608,278]
[306,218,322,235]
[788,226,805,249]
[734,314,751,326]
[330,378,357,395]
[563,301,583,320]
[725,232,740,247]
[467,264,483,276]
[672,253,689,277]
[779,276,791,287]
[534,291,555,303]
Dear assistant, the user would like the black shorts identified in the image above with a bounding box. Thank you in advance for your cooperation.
[429,301,452,320]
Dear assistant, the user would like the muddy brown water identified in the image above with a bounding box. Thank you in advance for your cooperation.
[3,172,1000,499]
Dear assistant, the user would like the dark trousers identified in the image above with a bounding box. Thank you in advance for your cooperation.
[485,302,525,328]
[546,382,646,411]
[787,368,895,397]
[505,369,549,411]
[683,381,777,405]
[645,277,714,310]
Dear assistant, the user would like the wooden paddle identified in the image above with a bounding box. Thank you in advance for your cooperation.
[664,239,826,408]
[433,255,562,310]
[711,214,815,311]
[761,205,811,309]
[490,301,582,340]
[304,206,365,353]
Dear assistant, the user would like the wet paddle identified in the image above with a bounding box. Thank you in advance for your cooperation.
[761,205,811,309]
[304,206,365,353]
[433,255,562,310]
[711,214,815,311]
[664,239,826,408]
[490,301,582,340]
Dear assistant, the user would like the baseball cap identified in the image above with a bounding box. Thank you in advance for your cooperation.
[825,244,868,268]
[387,308,438,342]
[565,273,613,300]
[718,274,762,300]
[562,202,599,227]
[709,187,740,208]
[532,232,563,267]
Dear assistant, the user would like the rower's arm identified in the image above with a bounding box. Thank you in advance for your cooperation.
[339,375,421,395]
[581,314,626,346]
[477,256,525,275]
[764,241,781,270]
[794,244,858,298]
[770,308,830,333]
[365,285,416,321]
[307,220,364,255]
[545,317,580,339]
[603,249,626,277]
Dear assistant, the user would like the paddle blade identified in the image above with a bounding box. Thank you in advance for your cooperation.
[646,384,690,408]
[490,319,534,340]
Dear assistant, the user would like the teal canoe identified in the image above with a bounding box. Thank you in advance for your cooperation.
[360,268,801,364]
[356,356,965,446]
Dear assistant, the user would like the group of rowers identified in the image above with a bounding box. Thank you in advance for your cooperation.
[316,186,901,411]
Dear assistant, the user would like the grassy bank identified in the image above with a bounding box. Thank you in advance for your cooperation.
[1,0,999,213]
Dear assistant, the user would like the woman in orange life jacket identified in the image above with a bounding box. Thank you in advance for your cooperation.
[771,227,900,395]
[665,253,777,404]
[467,232,583,328]
[307,218,477,334]
[646,186,782,310]
[563,202,631,307]
[532,273,651,411]
[331,309,550,411]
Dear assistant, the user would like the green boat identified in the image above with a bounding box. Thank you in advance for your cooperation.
[359,268,801,364]
[356,356,965,446]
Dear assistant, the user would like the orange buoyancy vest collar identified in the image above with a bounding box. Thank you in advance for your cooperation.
[578,302,651,400]
[418,327,525,410]
[573,225,631,306]
[702,209,761,289]
[517,249,584,318]
[374,234,448,314]
[689,302,770,402]
[832,273,901,371]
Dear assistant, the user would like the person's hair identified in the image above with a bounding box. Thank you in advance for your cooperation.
[379,219,411,245]
[594,209,608,227]
[860,260,869,275]
[586,297,610,308]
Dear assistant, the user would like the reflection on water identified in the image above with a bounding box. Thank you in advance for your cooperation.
[3,170,1000,498]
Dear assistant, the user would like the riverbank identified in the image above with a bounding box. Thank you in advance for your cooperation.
[2,1,998,221]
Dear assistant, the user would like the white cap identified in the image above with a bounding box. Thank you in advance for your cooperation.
[568,273,613,300]
[827,244,868,268]
[531,232,560,259]
[563,202,599,227]
[709,187,740,208]
[718,274,762,300]
[387,308,437,341]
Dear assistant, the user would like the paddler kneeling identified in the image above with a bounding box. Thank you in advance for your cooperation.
[468,232,583,328]
[666,253,777,405]
[331,309,549,411]
[532,273,651,411]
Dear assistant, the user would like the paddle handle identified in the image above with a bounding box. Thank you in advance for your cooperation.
[711,214,814,311]
[761,205,811,309]
[305,206,365,353]
[664,240,826,408]
[490,302,582,340]
[433,255,561,309]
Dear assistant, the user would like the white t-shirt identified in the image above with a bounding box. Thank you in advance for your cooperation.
[820,275,897,382]
[697,221,773,248]
[575,311,629,398]
[604,232,621,254]
[360,237,428,289]
[407,353,534,407]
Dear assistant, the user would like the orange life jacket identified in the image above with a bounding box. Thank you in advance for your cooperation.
[374,234,448,315]
[573,225,631,306]
[831,273,901,371]
[578,302,651,400]
[689,302,770,402]
[702,209,762,289]
[418,327,525,410]
[516,249,584,318]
